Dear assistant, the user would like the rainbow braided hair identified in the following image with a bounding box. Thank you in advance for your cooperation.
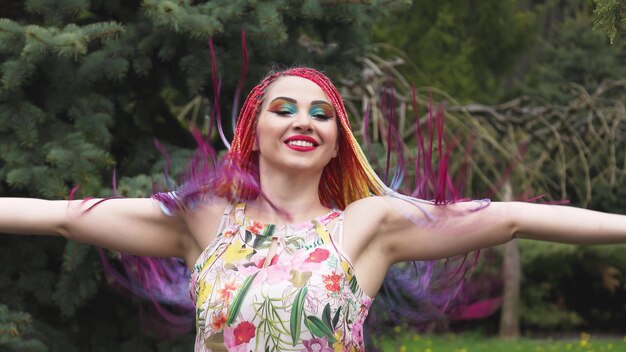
[211,67,390,209]
[129,67,493,348]
[221,68,495,348]
[134,68,398,339]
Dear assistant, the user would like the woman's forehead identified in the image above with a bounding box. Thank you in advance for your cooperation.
[264,76,330,104]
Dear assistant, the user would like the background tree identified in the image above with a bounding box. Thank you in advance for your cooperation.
[339,49,626,342]
[592,0,625,44]
[0,0,410,350]
[356,1,626,337]
[504,0,626,338]
[371,0,537,104]
[2,0,625,349]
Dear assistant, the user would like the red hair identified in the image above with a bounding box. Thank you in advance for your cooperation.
[222,67,387,209]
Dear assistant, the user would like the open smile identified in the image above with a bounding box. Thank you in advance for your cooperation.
[284,135,319,152]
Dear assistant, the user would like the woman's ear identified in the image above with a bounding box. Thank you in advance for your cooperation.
[332,141,338,158]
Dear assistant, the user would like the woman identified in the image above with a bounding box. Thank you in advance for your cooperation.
[1,67,625,351]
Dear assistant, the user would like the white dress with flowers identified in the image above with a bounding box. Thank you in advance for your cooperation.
[191,202,373,352]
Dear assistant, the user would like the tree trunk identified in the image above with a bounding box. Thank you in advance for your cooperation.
[498,181,521,339]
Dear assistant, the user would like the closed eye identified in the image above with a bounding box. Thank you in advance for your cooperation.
[311,113,332,121]
[273,110,295,116]
[268,98,297,117]
[310,105,334,121]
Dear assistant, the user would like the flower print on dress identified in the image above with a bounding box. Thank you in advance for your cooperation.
[322,271,343,294]
[306,248,330,263]
[302,336,334,352]
[290,248,330,273]
[209,311,227,332]
[287,248,330,290]
[356,298,373,343]
[222,238,254,264]
[236,252,292,286]
[196,281,213,309]
[224,321,256,352]
[216,279,237,303]
[191,202,370,351]
[222,227,236,238]
[246,219,265,235]
[331,331,345,352]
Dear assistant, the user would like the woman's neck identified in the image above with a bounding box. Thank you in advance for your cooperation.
[249,165,328,224]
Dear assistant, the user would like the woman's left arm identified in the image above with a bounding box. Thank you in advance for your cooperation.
[374,197,626,264]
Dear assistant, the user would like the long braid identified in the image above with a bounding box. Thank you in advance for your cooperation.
[223,67,390,209]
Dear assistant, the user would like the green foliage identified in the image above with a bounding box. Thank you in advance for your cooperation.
[381,331,626,352]
[592,0,625,44]
[515,14,626,104]
[0,304,46,351]
[372,0,537,103]
[0,0,407,349]
[512,9,626,329]
[52,241,100,317]
[519,242,626,332]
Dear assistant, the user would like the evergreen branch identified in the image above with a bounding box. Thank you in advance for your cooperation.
[0,19,24,55]
[62,241,92,272]
[0,304,45,350]
[80,21,125,42]
[1,60,36,91]
[142,0,222,39]
[24,0,89,23]
[592,0,626,44]
[18,22,123,61]
[52,261,99,317]
[0,18,22,33]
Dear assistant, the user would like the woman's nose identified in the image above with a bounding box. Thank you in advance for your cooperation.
[291,111,313,131]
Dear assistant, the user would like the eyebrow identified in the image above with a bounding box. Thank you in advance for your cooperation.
[270,97,297,104]
[269,97,332,107]
[310,100,332,107]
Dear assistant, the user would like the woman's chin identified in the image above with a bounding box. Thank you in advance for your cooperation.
[261,158,330,175]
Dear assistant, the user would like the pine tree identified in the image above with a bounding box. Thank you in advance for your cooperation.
[515,5,626,103]
[371,0,537,103]
[592,0,625,44]
[0,305,45,351]
[0,0,407,349]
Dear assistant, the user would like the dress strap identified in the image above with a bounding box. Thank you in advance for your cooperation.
[318,209,341,226]
[330,211,345,249]
[234,202,246,226]
[215,202,235,235]
[313,214,356,286]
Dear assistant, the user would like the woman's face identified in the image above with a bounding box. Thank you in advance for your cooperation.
[254,75,339,174]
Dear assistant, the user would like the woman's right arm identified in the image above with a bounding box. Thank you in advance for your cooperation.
[0,197,193,259]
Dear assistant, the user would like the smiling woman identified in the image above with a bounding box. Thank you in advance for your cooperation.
[254,76,339,179]
[1,67,626,352]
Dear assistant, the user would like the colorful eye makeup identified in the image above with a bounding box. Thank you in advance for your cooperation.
[268,98,297,116]
[268,97,335,120]
[309,102,334,121]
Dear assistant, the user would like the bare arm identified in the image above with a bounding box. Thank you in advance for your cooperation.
[364,196,626,264]
[0,197,193,259]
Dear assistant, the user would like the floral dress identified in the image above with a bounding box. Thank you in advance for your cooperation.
[190,202,373,352]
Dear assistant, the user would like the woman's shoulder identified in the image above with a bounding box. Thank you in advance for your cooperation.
[181,196,235,253]
[184,195,232,221]
[344,194,439,225]
[344,195,385,211]
[343,196,387,225]
[345,195,430,213]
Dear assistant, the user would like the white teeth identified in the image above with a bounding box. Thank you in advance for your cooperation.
[287,140,315,147]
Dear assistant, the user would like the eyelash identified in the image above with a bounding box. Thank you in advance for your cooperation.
[271,109,333,121]
[274,110,295,116]
[311,112,332,121]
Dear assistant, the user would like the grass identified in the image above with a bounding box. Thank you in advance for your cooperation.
[379,330,626,352]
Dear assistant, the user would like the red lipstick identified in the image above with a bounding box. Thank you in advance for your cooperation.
[284,135,319,152]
